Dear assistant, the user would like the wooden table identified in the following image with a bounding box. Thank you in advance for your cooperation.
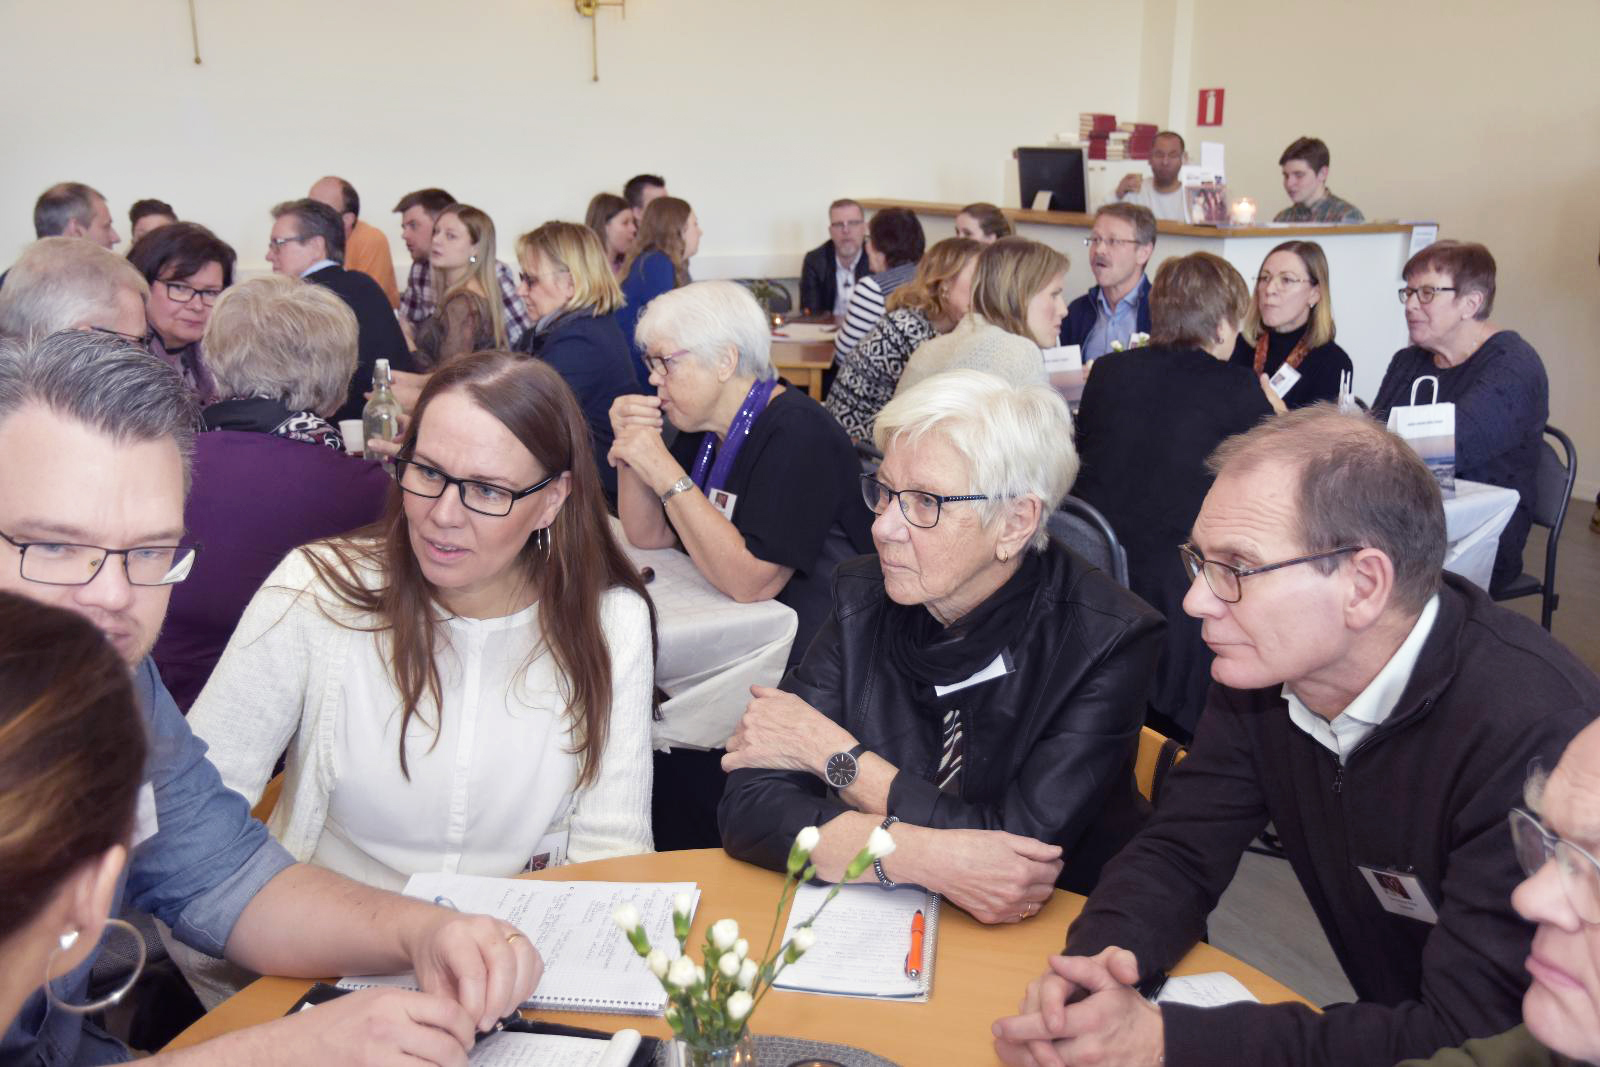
[167,850,1308,1064]
[771,338,835,401]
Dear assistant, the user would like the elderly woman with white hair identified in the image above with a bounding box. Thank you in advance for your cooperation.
[718,371,1163,918]
[152,274,391,709]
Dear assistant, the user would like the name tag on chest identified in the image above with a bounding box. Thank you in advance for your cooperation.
[933,651,1014,697]
[1357,865,1439,924]
[708,488,738,521]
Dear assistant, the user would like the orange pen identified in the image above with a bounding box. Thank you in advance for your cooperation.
[904,909,925,979]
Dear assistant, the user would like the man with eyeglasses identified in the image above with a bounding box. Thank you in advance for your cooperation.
[799,199,871,318]
[994,407,1599,1067]
[1058,203,1155,361]
[0,237,148,342]
[268,197,410,422]
[0,331,540,1066]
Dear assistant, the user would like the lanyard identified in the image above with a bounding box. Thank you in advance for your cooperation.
[691,378,776,493]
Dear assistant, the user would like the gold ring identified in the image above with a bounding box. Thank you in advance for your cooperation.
[505,931,524,945]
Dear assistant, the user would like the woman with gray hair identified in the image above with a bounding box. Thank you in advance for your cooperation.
[719,370,1162,917]
[153,275,390,709]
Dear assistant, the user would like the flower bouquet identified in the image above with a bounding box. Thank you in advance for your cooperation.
[614,825,895,1066]
[1107,331,1151,353]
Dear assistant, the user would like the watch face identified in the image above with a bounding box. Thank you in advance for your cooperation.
[826,751,858,789]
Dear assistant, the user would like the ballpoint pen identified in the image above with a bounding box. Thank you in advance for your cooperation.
[904,908,925,980]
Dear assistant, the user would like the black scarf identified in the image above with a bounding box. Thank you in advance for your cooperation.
[883,550,1041,691]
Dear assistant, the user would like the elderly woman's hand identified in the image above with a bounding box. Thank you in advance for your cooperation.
[609,393,664,441]
[933,830,1063,925]
[608,425,685,494]
[722,685,857,778]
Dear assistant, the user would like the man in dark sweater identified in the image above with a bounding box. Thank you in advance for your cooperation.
[993,407,1600,1067]
[799,198,871,316]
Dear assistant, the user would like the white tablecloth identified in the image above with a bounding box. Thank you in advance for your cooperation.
[1442,478,1520,590]
[613,520,797,751]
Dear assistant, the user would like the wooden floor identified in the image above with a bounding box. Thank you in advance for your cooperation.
[1209,500,1600,1005]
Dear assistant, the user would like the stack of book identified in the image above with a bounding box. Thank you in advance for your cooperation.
[1079,112,1117,158]
[1119,122,1159,159]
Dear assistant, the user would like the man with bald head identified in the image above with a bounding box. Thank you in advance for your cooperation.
[994,407,1600,1067]
[308,175,399,308]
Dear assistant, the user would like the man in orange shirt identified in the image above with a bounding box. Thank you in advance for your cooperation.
[308,175,400,308]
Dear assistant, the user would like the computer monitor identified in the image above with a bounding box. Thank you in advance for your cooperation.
[1016,147,1087,214]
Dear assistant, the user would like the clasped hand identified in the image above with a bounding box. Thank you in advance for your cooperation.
[992,947,1164,1067]
[606,394,682,491]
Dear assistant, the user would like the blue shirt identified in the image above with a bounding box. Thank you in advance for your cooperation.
[1083,279,1147,362]
[1,659,295,1067]
[616,251,680,389]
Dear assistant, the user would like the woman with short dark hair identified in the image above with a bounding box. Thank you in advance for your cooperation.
[128,221,236,401]
[833,207,926,361]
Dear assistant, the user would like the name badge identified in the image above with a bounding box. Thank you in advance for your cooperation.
[708,488,738,521]
[1268,364,1302,398]
[525,829,570,872]
[132,782,159,848]
[1357,865,1439,924]
[933,651,1014,696]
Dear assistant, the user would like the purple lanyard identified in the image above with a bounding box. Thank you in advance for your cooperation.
[691,378,776,493]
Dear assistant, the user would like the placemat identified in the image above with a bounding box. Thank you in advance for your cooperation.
[655,1033,902,1067]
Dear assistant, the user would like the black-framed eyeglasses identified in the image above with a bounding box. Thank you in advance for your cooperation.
[159,279,224,307]
[0,530,200,587]
[1398,285,1457,305]
[518,267,570,288]
[1509,807,1600,925]
[642,348,690,378]
[1179,543,1361,604]
[393,458,559,517]
[268,234,312,250]
[860,474,988,530]
[89,325,146,345]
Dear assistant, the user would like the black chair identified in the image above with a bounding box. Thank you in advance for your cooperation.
[1046,495,1130,588]
[1491,424,1577,631]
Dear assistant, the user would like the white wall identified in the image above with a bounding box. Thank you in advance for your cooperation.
[0,0,1142,279]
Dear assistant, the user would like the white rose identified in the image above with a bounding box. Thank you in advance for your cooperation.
[866,825,897,860]
[612,903,641,934]
[718,952,741,978]
[794,826,821,853]
[646,948,670,979]
[726,990,754,1022]
[733,938,749,960]
[666,955,697,989]
[709,918,739,951]
[672,892,693,918]
[737,958,759,989]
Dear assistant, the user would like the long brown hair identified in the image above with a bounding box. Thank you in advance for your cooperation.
[620,196,693,287]
[304,352,656,784]
[584,192,630,270]
[0,593,146,941]
[437,205,508,349]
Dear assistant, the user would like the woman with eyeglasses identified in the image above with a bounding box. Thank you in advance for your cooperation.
[515,222,641,507]
[1072,251,1279,740]
[1371,241,1548,595]
[1228,240,1351,409]
[0,593,148,1041]
[189,353,656,896]
[128,221,236,402]
[719,370,1161,921]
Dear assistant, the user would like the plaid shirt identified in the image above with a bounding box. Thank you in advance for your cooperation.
[399,260,534,345]
[1273,189,1365,224]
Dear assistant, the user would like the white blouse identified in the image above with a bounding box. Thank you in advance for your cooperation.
[188,545,656,892]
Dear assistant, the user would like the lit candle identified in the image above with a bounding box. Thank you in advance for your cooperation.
[1231,197,1257,226]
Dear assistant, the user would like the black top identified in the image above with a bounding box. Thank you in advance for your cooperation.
[1072,344,1273,732]
[1227,322,1352,409]
[1370,331,1549,591]
[518,309,641,502]
[305,264,412,422]
[1067,575,1600,1066]
[668,383,874,663]
[799,239,871,315]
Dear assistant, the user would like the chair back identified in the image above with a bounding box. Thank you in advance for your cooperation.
[1046,496,1130,588]
[251,772,284,822]
[1532,425,1577,531]
[1135,726,1186,807]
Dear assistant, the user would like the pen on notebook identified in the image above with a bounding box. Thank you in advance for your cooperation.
[904,908,925,980]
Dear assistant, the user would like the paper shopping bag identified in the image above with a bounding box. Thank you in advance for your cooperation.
[1386,375,1455,494]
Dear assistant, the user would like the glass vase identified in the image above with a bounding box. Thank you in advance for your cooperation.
[670,1029,756,1067]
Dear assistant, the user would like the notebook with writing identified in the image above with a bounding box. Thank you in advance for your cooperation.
[770,882,938,1001]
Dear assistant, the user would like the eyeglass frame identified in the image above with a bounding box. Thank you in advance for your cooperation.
[642,347,691,378]
[157,278,224,307]
[392,457,560,517]
[1397,285,1457,305]
[1508,806,1600,925]
[1082,236,1145,249]
[267,234,313,250]
[1256,271,1312,290]
[0,529,201,587]
[859,473,989,530]
[518,266,571,288]
[89,325,146,345]
[1178,543,1362,603]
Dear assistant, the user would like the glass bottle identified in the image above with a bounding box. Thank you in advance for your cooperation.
[362,358,403,461]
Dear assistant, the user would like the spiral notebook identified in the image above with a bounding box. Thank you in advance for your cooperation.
[335,872,699,1015]
[770,882,938,1001]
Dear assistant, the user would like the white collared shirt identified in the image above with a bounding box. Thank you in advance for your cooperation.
[299,258,337,277]
[1284,595,1440,763]
[835,247,863,316]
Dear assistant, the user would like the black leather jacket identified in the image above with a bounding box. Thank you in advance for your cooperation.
[719,541,1164,894]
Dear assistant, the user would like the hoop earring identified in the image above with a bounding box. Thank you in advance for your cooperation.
[537,526,551,554]
[44,918,147,1015]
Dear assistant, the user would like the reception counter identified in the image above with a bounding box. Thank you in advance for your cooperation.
[861,199,1418,401]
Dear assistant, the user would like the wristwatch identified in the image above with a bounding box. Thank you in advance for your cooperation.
[659,476,695,505]
[824,743,869,789]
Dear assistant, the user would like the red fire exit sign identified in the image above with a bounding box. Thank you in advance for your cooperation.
[1197,88,1225,127]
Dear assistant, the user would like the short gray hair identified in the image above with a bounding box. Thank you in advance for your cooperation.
[874,369,1078,551]
[202,275,359,416]
[0,330,199,489]
[33,182,103,238]
[0,238,149,342]
[270,198,345,265]
[634,281,774,381]
[1206,405,1445,615]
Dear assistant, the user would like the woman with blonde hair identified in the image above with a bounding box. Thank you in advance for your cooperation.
[414,203,507,368]
[617,196,702,386]
[1230,238,1351,408]
[585,192,637,276]
[825,236,981,443]
[896,237,1069,394]
[516,221,642,503]
[954,202,1014,243]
